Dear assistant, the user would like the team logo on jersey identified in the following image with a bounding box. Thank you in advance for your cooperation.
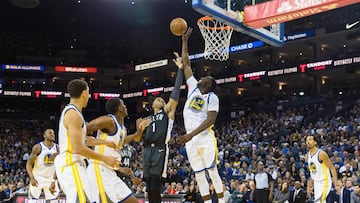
[189,96,205,111]
[309,162,317,172]
[43,153,54,166]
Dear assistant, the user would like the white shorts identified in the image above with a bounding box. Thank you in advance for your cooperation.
[87,163,133,203]
[185,131,219,172]
[29,174,59,200]
[55,161,97,203]
[313,179,331,203]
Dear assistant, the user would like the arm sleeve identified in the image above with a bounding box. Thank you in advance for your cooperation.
[169,68,183,101]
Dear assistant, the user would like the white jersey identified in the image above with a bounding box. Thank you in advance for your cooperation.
[55,104,86,167]
[307,149,331,182]
[183,76,219,134]
[90,114,125,169]
[33,142,58,178]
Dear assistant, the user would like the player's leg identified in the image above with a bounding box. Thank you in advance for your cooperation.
[86,163,102,202]
[194,170,211,203]
[186,141,211,203]
[148,146,167,203]
[202,134,224,203]
[28,182,42,203]
[313,180,331,203]
[100,165,136,203]
[148,175,162,203]
[208,166,224,203]
[143,147,153,202]
[55,165,79,203]
[56,162,97,203]
[42,179,60,203]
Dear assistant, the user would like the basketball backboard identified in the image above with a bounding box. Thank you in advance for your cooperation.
[192,0,284,47]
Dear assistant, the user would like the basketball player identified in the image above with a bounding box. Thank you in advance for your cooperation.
[142,52,184,203]
[176,28,225,203]
[305,134,338,203]
[54,79,120,203]
[86,98,150,203]
[26,129,59,202]
[117,144,134,188]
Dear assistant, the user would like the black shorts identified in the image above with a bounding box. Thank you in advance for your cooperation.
[143,145,167,178]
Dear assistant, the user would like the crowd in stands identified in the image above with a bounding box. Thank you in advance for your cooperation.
[0,87,360,202]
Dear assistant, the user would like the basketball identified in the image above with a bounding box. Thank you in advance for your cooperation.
[170,18,188,36]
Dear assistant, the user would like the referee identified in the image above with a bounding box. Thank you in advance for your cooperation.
[254,161,274,203]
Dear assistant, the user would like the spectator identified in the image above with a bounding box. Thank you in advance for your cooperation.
[350,183,360,203]
[184,182,198,203]
[289,181,307,203]
[273,181,290,203]
[223,183,231,203]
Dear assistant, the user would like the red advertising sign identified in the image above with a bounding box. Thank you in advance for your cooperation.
[55,66,97,73]
[244,0,359,29]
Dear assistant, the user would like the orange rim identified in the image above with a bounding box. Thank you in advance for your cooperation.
[197,16,232,31]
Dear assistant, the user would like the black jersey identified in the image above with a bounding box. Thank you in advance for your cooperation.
[143,109,172,146]
[120,145,132,168]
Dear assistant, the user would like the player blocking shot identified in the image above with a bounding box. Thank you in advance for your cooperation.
[176,28,225,203]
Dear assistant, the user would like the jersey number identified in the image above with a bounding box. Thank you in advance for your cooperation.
[152,122,156,133]
[122,158,130,167]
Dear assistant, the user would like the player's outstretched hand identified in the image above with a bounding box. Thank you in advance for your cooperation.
[117,167,132,176]
[176,134,193,144]
[182,27,193,41]
[139,118,151,131]
[104,156,120,169]
[172,52,183,69]
[131,176,142,185]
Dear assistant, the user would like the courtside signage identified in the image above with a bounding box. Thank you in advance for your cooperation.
[55,66,98,73]
[3,91,31,96]
[2,56,360,99]
[299,59,333,72]
[135,59,168,71]
[190,41,265,60]
[230,41,264,52]
[244,0,359,28]
[283,30,314,42]
[2,64,44,71]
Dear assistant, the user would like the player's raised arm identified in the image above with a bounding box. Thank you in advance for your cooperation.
[182,28,193,80]
[163,52,184,120]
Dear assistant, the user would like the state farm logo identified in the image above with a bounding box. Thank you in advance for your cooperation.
[277,0,331,14]
[277,1,293,13]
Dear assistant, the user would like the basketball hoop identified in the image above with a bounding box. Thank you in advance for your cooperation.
[197,16,233,61]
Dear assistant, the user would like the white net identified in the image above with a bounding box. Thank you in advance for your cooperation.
[197,16,233,61]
